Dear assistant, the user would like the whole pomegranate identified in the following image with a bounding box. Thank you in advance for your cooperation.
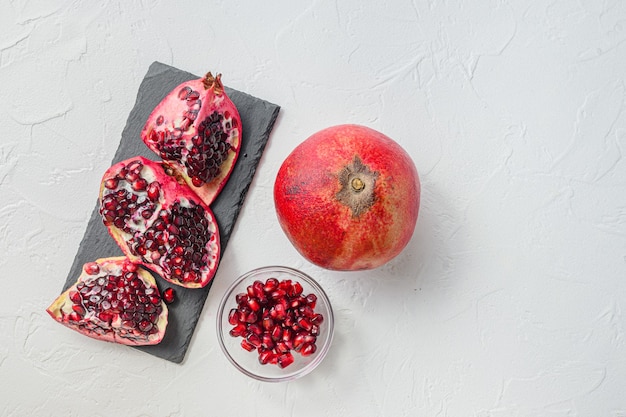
[273,125,420,271]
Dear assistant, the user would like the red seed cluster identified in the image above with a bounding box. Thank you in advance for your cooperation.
[228,278,324,368]
[67,261,164,339]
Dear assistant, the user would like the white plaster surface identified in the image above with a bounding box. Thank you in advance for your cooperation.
[1,1,625,416]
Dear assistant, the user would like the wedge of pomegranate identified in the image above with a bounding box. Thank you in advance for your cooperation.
[47,257,168,346]
[141,72,242,206]
[99,156,220,288]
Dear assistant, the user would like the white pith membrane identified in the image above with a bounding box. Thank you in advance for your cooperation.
[100,159,219,287]
[47,257,168,345]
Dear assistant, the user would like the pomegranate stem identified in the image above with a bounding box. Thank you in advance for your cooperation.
[203,72,224,94]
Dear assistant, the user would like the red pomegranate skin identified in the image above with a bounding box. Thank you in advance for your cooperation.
[274,124,420,271]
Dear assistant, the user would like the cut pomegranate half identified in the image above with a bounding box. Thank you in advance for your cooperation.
[47,257,168,346]
[99,156,220,288]
[141,72,242,206]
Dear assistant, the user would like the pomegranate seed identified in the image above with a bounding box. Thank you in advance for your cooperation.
[161,288,174,303]
[293,333,306,350]
[187,90,200,101]
[282,328,292,342]
[69,290,82,303]
[132,178,148,191]
[156,115,164,125]
[258,349,274,365]
[247,284,256,298]
[191,176,203,187]
[228,308,239,325]
[241,339,256,352]
[99,311,114,323]
[270,289,286,300]
[72,305,85,315]
[275,341,290,354]
[178,86,191,100]
[263,278,279,293]
[299,305,314,318]
[306,293,317,307]
[270,303,286,320]
[84,262,100,275]
[235,293,248,306]
[261,317,274,330]
[252,281,265,298]
[104,178,119,189]
[271,325,282,341]
[127,160,142,172]
[277,352,294,368]
[311,313,324,325]
[229,323,246,337]
[278,279,293,294]
[300,343,317,356]
[248,323,263,335]
[146,182,160,201]
[138,320,153,332]
[283,315,295,328]
[247,297,261,312]
[290,298,303,309]
[244,311,257,324]
[247,333,262,347]
[68,312,81,321]
[298,317,313,331]
[124,262,138,273]
[262,333,275,349]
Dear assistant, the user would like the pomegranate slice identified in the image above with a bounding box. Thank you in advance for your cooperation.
[47,257,168,346]
[99,156,220,288]
[141,72,241,206]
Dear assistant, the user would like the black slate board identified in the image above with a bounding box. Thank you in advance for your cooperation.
[61,62,280,363]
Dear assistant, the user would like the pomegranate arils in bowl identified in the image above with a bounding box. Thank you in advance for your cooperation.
[141,71,241,206]
[229,278,323,367]
[217,266,334,382]
[47,257,168,346]
[99,156,220,289]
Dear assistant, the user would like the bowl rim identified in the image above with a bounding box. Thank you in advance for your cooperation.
[216,265,334,382]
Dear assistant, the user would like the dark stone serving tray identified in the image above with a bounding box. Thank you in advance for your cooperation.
[60,62,280,363]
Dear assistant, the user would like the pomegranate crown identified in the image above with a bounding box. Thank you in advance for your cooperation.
[203,72,223,94]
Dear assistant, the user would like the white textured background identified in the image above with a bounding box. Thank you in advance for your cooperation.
[1,1,625,416]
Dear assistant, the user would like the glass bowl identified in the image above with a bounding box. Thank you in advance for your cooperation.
[216,266,334,382]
